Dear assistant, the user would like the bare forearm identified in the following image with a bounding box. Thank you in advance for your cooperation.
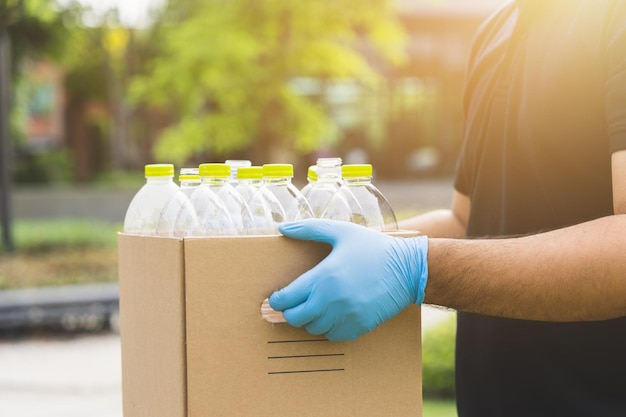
[425,215,626,321]
[398,209,467,238]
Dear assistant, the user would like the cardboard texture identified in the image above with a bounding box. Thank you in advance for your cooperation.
[119,233,422,417]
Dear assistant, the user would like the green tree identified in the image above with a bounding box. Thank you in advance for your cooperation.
[63,22,135,170]
[61,9,158,173]
[1,0,71,70]
[129,0,407,164]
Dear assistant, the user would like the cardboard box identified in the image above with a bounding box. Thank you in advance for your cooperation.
[118,233,422,417]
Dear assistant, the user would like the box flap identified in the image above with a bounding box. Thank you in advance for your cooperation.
[118,234,187,417]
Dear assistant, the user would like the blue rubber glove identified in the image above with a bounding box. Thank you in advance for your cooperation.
[269,219,428,341]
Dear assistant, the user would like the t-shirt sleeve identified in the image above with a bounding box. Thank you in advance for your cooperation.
[453,4,516,197]
[606,5,626,153]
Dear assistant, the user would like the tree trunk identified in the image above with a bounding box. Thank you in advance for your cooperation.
[0,28,14,252]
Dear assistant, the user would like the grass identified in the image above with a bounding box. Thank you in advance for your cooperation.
[89,170,145,190]
[423,398,457,417]
[0,219,120,290]
[10,219,120,252]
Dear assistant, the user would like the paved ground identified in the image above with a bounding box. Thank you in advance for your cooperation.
[10,177,454,222]
[0,333,122,417]
[1,177,456,417]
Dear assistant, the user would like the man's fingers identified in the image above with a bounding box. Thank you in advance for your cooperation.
[282,301,321,328]
[279,219,362,245]
[269,266,320,311]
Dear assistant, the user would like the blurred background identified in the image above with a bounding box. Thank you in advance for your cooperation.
[0,0,507,416]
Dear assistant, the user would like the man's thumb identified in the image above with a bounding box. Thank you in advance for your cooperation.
[279,218,353,245]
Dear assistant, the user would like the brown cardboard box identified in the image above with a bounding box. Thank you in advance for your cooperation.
[118,233,422,417]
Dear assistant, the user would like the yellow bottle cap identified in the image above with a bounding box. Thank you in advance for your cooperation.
[307,165,318,182]
[199,163,230,178]
[145,164,174,177]
[237,166,263,180]
[263,164,294,178]
[341,164,372,178]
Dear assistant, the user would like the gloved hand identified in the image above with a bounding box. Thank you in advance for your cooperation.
[269,219,428,341]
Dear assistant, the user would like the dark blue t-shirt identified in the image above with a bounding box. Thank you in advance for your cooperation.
[454,1,626,416]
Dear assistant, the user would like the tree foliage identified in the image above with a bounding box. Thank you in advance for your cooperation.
[1,0,75,73]
[422,315,456,399]
[60,8,157,171]
[129,0,407,164]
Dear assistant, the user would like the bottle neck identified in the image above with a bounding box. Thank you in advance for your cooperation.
[147,176,174,184]
[201,177,228,185]
[181,180,201,187]
[343,176,372,185]
[316,158,341,180]
[316,167,341,181]
[264,176,291,186]
[239,178,263,186]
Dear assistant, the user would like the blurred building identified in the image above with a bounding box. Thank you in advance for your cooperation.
[12,59,74,184]
[23,60,66,150]
[327,0,509,178]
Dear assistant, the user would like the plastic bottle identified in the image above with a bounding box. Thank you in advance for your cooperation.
[123,164,198,237]
[321,164,398,232]
[304,157,342,217]
[234,166,264,202]
[178,167,201,197]
[225,159,251,185]
[189,167,236,236]
[197,163,256,235]
[261,164,313,223]
[234,166,281,235]
[300,165,318,198]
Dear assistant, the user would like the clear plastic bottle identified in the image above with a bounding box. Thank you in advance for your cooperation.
[321,164,398,232]
[123,164,198,237]
[234,166,264,202]
[225,159,251,185]
[300,165,318,198]
[261,164,313,223]
[197,163,256,235]
[178,167,201,197]
[305,157,342,217]
[189,166,235,236]
[234,166,281,235]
